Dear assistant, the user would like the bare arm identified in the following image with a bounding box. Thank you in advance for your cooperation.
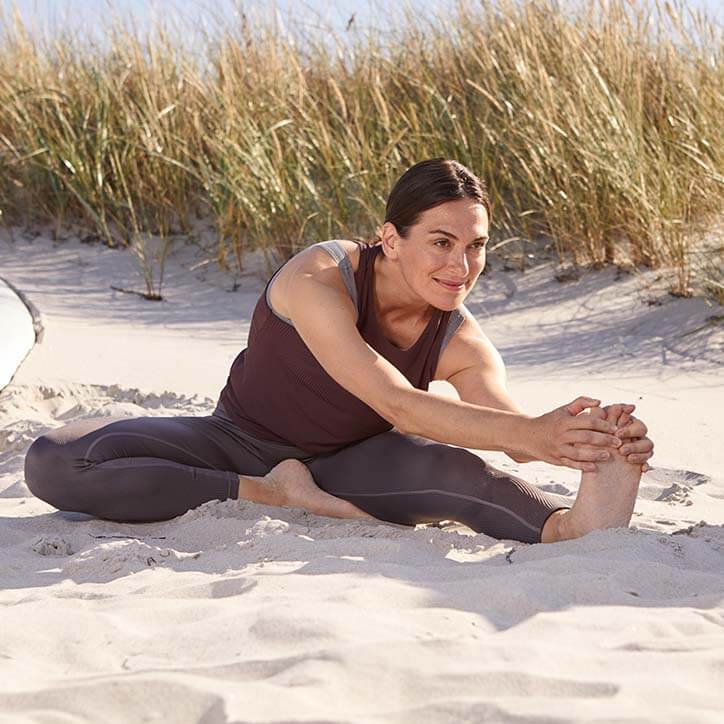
[282,249,620,469]
[284,256,525,453]
[434,309,534,463]
[435,308,630,470]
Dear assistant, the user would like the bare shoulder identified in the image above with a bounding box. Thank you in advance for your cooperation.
[268,239,364,320]
[433,306,503,381]
[290,239,363,273]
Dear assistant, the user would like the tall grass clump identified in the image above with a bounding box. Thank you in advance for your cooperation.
[0,0,721,299]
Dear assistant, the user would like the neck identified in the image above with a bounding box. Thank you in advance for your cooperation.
[373,250,434,323]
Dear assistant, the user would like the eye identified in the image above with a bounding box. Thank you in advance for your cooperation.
[433,239,487,251]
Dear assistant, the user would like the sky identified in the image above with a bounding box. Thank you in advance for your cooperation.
[1,0,721,45]
[0,0,456,41]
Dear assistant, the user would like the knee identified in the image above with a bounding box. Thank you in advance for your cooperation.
[425,444,484,484]
[24,434,71,506]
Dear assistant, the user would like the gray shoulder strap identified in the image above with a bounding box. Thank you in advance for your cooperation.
[440,307,466,354]
[266,240,359,327]
[315,240,358,310]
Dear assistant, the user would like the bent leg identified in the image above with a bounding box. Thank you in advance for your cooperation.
[307,430,569,544]
[24,414,269,522]
[261,459,375,520]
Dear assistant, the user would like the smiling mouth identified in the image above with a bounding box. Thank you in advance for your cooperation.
[433,278,467,290]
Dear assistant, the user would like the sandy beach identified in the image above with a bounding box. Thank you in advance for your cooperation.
[1,229,722,723]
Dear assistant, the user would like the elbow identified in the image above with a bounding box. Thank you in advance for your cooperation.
[382,387,416,435]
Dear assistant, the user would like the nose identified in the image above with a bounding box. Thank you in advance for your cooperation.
[448,248,469,279]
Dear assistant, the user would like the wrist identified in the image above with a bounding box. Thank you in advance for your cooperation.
[507,414,536,459]
[508,451,535,464]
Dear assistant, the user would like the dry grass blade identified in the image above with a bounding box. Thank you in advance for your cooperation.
[0,0,720,297]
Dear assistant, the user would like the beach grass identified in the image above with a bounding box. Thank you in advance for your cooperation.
[0,0,721,300]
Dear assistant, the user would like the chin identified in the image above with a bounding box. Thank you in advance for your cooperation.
[430,295,464,312]
[429,281,469,307]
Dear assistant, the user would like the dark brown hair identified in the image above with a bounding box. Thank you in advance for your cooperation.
[372,158,492,242]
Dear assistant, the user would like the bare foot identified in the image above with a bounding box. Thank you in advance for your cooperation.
[263,459,375,520]
[557,405,643,540]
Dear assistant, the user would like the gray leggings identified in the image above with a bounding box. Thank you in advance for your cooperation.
[23,403,570,544]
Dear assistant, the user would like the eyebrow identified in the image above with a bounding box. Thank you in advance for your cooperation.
[428,228,489,242]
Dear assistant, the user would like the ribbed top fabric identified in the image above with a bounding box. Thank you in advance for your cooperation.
[218,240,461,454]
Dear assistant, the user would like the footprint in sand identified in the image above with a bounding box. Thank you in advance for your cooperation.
[639,467,712,506]
[538,482,572,496]
[656,482,694,506]
[0,423,43,455]
[32,535,74,556]
[646,467,711,487]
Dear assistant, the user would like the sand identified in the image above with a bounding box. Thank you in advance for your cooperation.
[0,229,722,723]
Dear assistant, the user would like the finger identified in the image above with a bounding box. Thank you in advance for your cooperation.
[559,456,598,473]
[565,396,601,416]
[560,443,612,462]
[642,463,651,473]
[627,454,653,464]
[625,450,653,464]
[617,419,648,438]
[603,403,635,414]
[564,430,623,447]
[608,402,637,428]
[605,404,625,427]
[565,445,611,462]
[619,439,654,456]
[570,414,617,433]
[586,406,607,420]
[616,412,633,429]
[617,430,646,442]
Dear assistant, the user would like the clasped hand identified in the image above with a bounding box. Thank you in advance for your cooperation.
[526,396,654,473]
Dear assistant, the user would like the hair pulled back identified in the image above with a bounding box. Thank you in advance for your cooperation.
[373,158,491,242]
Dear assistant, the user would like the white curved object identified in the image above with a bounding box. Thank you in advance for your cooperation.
[0,277,36,391]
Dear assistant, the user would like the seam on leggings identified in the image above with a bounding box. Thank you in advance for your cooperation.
[95,459,238,500]
[83,431,221,470]
[99,458,231,473]
[336,487,542,534]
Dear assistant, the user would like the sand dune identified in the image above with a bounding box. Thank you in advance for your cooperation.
[0,231,722,722]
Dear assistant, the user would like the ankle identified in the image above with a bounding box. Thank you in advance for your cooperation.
[541,508,575,543]
[238,473,282,507]
[555,509,581,541]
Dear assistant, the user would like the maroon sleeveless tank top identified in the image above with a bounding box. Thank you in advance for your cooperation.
[217,241,456,454]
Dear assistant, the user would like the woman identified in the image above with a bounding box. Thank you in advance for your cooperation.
[24,159,654,544]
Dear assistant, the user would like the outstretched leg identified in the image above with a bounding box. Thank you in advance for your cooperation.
[306,429,570,544]
[541,404,643,542]
[264,405,642,543]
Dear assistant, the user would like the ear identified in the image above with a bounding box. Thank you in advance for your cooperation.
[379,221,401,260]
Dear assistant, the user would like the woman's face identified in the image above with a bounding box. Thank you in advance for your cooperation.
[382,198,490,311]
